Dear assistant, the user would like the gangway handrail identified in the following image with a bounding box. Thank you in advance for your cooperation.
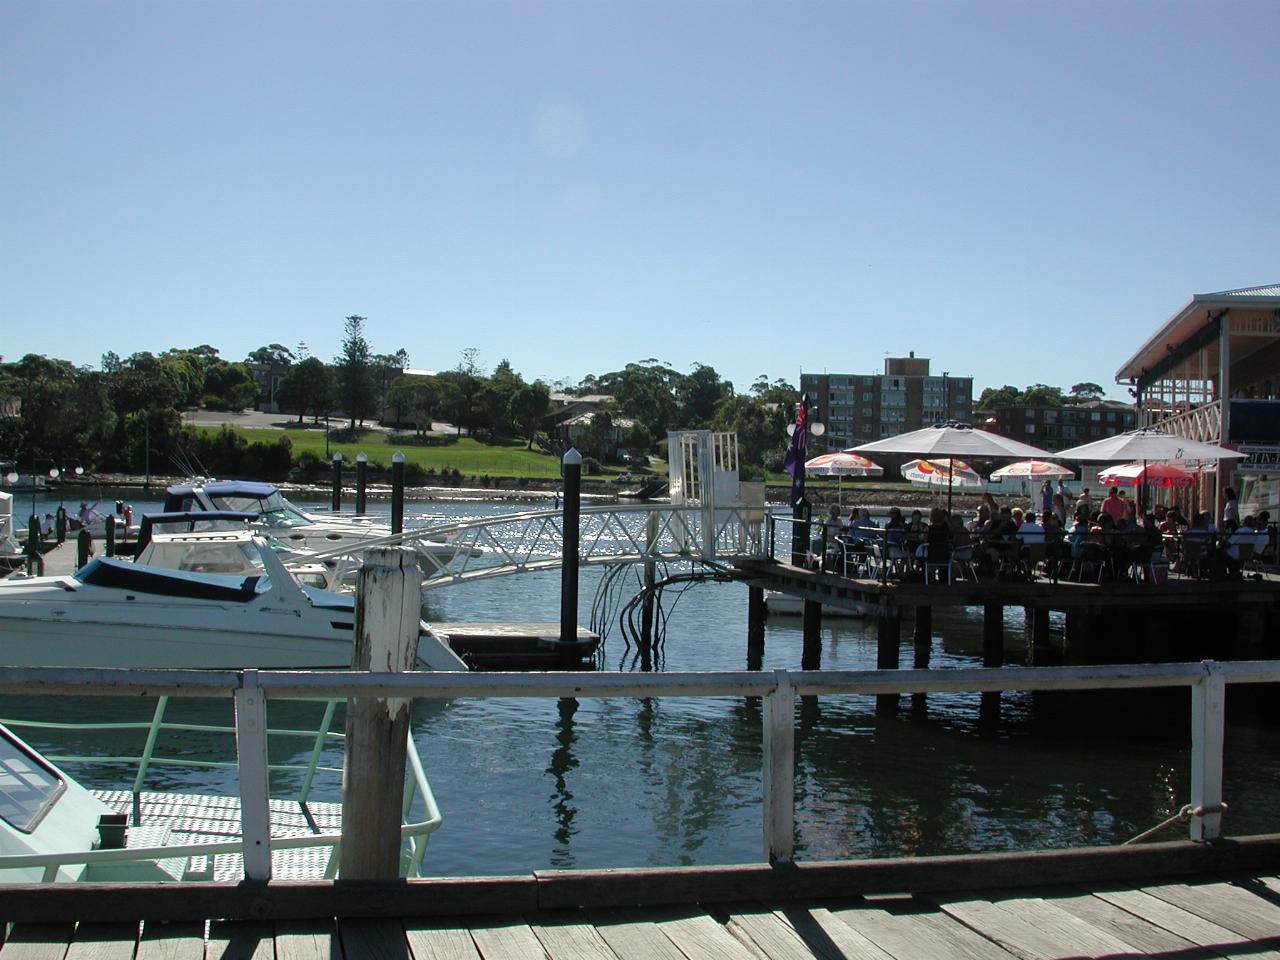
[0,659,1266,875]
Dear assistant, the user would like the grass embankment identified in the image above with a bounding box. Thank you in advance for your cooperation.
[197,426,617,480]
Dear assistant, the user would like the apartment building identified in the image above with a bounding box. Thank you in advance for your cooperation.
[800,354,973,448]
[985,399,1137,452]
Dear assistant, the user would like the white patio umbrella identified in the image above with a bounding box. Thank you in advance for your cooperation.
[901,458,982,488]
[988,460,1075,481]
[1052,427,1247,464]
[803,451,883,505]
[848,421,1054,509]
[1054,426,1245,512]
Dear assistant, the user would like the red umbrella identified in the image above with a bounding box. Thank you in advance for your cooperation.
[1097,462,1197,488]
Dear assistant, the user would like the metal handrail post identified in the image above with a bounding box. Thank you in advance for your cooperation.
[131,695,170,798]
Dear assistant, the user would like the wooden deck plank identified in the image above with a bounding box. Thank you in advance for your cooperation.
[645,908,765,960]
[830,903,1017,960]
[135,922,205,960]
[403,921,482,960]
[467,917,550,960]
[64,925,138,960]
[529,914,619,960]
[337,920,409,960]
[1143,880,1280,941]
[937,895,1140,958]
[725,903,833,960]
[208,920,274,960]
[1090,886,1280,958]
[587,909,689,960]
[780,907,896,960]
[1043,890,1215,958]
[275,920,340,960]
[0,926,74,960]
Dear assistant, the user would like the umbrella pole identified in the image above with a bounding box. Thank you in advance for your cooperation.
[947,461,954,514]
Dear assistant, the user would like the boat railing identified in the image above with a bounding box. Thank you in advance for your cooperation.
[0,691,442,881]
[0,658,1273,883]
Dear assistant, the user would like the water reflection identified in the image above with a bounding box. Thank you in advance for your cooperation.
[546,697,578,866]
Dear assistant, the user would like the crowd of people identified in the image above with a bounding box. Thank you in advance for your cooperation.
[815,481,1273,583]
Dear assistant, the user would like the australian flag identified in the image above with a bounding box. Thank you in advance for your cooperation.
[782,393,808,508]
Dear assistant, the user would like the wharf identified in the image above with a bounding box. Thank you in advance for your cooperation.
[428,622,601,670]
[4,843,1280,959]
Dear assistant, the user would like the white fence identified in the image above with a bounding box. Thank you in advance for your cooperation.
[0,658,1272,881]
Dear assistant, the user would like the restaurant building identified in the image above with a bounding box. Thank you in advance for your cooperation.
[800,355,973,449]
[1114,283,1280,517]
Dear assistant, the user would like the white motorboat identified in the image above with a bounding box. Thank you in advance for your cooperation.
[163,480,480,573]
[0,535,466,670]
[763,590,868,618]
[0,706,441,883]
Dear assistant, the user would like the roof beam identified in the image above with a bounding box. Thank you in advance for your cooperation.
[1135,310,1224,392]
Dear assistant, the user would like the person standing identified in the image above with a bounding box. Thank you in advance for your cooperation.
[1075,487,1093,518]
[1222,487,1240,532]
[1100,486,1127,523]
[1039,479,1054,513]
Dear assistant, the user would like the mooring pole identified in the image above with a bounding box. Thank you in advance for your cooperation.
[355,452,368,515]
[639,512,658,663]
[330,453,344,513]
[341,546,422,880]
[390,451,405,536]
[560,448,582,648]
[55,506,66,544]
[76,527,92,570]
[25,516,43,577]
[981,603,1004,725]
[747,585,766,670]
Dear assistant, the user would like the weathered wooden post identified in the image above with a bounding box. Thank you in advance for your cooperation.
[762,670,795,864]
[913,605,932,667]
[75,526,92,569]
[355,452,368,515]
[330,453,344,512]
[341,546,422,880]
[390,452,405,536]
[801,600,822,669]
[560,448,582,648]
[747,586,766,670]
[876,602,901,715]
[104,516,115,558]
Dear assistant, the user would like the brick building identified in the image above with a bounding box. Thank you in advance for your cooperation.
[984,399,1137,452]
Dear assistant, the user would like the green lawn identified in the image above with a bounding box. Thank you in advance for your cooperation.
[197,426,612,479]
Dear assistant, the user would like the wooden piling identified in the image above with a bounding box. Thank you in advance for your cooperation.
[76,527,92,570]
[390,452,405,535]
[355,453,368,515]
[640,513,658,662]
[980,603,1003,725]
[341,546,422,880]
[559,449,582,648]
[912,606,932,668]
[104,517,115,558]
[876,605,900,715]
[801,600,822,670]
[747,586,765,671]
[331,453,344,512]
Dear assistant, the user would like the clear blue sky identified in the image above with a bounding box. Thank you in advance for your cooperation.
[3,1,1277,400]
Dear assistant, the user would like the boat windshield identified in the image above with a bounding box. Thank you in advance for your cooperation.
[0,729,65,833]
[138,539,266,576]
[209,491,312,528]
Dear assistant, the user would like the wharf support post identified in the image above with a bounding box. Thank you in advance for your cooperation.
[981,603,1003,726]
[747,586,765,670]
[912,604,932,715]
[801,600,822,670]
[876,604,901,715]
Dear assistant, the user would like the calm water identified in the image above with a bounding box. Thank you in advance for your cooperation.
[7,488,1279,875]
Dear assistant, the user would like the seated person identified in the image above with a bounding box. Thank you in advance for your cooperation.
[967,505,990,534]
[883,507,906,546]
[919,507,952,561]
[906,509,927,542]
[1017,512,1046,545]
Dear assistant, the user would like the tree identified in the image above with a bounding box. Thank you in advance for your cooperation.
[202,361,259,411]
[712,394,778,470]
[435,370,485,436]
[386,374,439,436]
[510,381,551,449]
[1021,384,1066,407]
[335,315,377,428]
[247,344,295,408]
[277,357,333,424]
[676,363,733,429]
[975,385,1022,410]
[1068,382,1107,403]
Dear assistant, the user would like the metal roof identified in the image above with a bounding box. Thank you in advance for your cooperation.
[1114,283,1280,383]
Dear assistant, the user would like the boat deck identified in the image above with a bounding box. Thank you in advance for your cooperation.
[92,790,341,882]
[4,870,1280,958]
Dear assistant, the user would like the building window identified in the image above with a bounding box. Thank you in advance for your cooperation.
[1025,425,1036,433]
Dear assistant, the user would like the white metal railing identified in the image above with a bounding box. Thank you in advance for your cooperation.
[306,504,770,589]
[1144,400,1222,443]
[0,659,1270,880]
